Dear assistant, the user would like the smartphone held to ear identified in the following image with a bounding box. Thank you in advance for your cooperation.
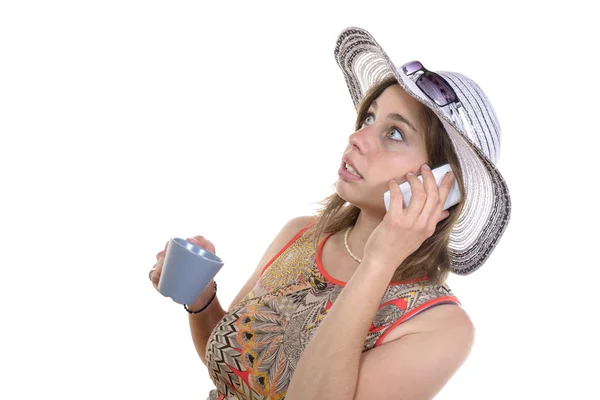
[383,164,461,212]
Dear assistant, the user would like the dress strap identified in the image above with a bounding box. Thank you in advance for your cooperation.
[375,295,461,347]
[259,219,316,277]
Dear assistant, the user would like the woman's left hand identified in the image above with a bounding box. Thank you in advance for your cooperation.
[363,164,455,271]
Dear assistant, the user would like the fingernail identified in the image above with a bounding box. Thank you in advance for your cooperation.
[407,172,414,177]
[422,164,430,171]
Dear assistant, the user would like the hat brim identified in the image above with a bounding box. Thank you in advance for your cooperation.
[334,27,511,275]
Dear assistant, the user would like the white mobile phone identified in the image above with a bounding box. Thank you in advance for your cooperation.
[383,164,461,211]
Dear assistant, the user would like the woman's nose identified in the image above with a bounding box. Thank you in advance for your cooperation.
[348,125,375,153]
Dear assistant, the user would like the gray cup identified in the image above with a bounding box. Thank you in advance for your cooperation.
[158,237,224,305]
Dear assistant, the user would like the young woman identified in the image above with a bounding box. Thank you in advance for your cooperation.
[149,27,511,400]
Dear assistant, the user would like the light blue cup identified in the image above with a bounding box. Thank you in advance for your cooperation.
[158,237,224,305]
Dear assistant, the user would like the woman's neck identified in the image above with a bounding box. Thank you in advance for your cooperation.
[344,210,383,263]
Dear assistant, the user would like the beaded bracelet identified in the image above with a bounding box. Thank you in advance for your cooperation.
[183,281,217,314]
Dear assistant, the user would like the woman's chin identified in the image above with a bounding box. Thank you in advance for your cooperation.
[335,187,388,215]
[334,189,365,208]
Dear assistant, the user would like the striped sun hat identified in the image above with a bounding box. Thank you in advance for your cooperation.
[334,27,512,275]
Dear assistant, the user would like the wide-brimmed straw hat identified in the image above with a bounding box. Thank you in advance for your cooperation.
[334,27,511,275]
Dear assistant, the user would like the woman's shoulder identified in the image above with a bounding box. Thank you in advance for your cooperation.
[263,215,318,260]
[288,215,318,231]
[424,303,473,332]
[276,215,317,242]
[412,279,472,332]
[395,301,475,344]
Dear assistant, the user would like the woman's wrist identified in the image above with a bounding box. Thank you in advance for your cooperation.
[184,281,217,313]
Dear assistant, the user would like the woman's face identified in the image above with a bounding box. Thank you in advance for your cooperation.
[336,84,429,214]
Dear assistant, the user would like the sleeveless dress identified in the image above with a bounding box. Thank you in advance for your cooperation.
[205,221,461,400]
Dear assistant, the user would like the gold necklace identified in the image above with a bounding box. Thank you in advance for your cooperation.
[344,226,362,263]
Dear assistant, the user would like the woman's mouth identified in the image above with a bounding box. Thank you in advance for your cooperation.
[338,162,363,181]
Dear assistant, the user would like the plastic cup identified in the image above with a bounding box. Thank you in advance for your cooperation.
[157,237,224,305]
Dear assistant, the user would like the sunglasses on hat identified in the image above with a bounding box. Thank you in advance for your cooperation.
[401,60,474,137]
[401,60,459,107]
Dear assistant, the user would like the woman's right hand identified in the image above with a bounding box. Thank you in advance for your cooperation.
[150,236,218,309]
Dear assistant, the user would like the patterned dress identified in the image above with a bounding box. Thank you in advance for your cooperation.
[205,221,460,400]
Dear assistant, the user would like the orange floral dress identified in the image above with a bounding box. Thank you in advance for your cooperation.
[205,221,460,400]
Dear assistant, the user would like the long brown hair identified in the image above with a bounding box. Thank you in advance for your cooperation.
[305,76,466,285]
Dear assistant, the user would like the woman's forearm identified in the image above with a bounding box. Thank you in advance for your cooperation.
[285,256,396,400]
[187,286,227,366]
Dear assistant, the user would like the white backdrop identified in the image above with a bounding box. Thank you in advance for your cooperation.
[1,1,598,399]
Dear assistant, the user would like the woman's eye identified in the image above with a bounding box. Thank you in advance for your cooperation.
[388,127,405,141]
[363,114,375,125]
[362,113,404,142]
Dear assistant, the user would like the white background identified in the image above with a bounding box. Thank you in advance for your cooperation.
[1,1,598,399]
